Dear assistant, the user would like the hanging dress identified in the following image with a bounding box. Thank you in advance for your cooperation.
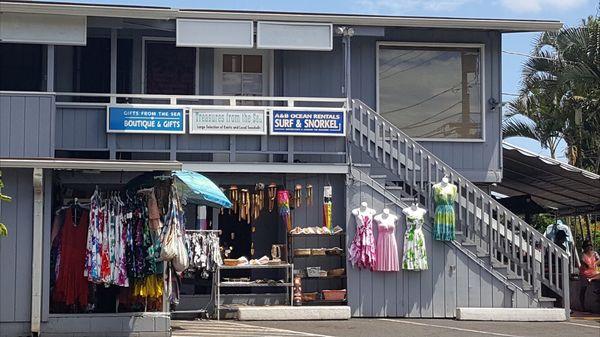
[432,183,457,241]
[348,208,377,270]
[402,208,428,270]
[53,207,90,307]
[373,214,400,272]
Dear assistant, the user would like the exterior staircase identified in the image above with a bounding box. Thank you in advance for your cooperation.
[348,99,570,314]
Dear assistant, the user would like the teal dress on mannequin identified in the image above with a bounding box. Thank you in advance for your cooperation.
[432,183,457,241]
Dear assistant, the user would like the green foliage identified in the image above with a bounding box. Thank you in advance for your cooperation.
[504,17,600,172]
[0,170,10,237]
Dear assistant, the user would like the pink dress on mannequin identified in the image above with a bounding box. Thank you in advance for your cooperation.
[373,212,400,272]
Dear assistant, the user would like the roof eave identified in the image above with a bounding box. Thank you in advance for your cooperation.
[0,2,563,32]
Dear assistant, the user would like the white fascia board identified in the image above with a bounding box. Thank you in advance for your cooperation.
[182,162,349,174]
[0,2,563,32]
[0,158,182,171]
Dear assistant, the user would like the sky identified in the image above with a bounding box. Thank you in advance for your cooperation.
[39,0,597,160]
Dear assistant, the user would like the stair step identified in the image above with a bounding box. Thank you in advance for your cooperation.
[537,297,557,308]
[384,186,403,198]
[370,175,387,185]
[492,263,509,276]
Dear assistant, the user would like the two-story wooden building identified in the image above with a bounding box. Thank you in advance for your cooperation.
[0,1,570,336]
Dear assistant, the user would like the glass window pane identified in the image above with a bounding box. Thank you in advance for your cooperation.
[223,54,242,73]
[0,43,43,91]
[243,55,262,73]
[222,73,242,95]
[378,46,482,139]
[145,41,195,95]
[242,73,263,95]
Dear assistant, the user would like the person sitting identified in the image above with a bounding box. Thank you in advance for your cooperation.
[580,241,600,282]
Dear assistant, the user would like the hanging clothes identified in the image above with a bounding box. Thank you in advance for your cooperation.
[373,212,400,272]
[185,231,222,279]
[402,207,428,271]
[53,207,90,308]
[277,190,292,232]
[432,182,457,241]
[348,207,377,270]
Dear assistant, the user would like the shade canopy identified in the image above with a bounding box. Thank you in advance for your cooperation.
[494,143,600,215]
[173,170,232,209]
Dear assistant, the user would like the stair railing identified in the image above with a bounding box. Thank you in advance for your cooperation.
[350,99,570,315]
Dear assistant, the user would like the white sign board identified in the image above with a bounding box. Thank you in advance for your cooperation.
[189,108,267,135]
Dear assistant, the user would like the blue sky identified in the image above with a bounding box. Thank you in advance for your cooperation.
[43,0,596,160]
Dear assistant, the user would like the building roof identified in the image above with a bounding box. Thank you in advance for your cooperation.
[494,143,600,215]
[1,0,563,32]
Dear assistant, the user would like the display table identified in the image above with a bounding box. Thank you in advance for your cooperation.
[215,263,294,320]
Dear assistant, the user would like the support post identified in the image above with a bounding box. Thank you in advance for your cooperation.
[46,45,54,91]
[109,28,118,159]
[562,253,570,319]
[31,168,44,335]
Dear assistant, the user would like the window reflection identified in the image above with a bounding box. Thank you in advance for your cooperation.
[378,46,482,140]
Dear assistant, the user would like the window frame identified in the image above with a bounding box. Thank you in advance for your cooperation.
[141,36,197,95]
[375,41,486,142]
[213,48,274,96]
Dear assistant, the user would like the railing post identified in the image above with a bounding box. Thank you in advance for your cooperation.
[562,253,570,319]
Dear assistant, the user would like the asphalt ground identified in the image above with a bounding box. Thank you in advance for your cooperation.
[172,317,600,337]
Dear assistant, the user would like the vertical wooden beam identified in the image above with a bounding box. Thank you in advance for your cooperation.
[46,45,54,91]
[31,168,44,334]
[109,29,118,159]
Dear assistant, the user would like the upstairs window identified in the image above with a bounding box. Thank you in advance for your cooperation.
[0,43,44,91]
[144,39,195,95]
[377,43,483,140]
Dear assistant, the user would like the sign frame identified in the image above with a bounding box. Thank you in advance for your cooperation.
[189,106,268,135]
[269,107,346,137]
[106,104,187,134]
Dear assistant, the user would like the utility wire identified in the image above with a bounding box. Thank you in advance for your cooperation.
[502,50,556,61]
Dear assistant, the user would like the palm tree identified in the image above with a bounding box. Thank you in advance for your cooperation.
[505,17,600,172]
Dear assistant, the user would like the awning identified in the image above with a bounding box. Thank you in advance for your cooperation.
[493,143,600,215]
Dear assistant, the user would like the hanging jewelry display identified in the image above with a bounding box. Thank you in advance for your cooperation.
[306,184,313,207]
[252,193,261,222]
[229,186,239,215]
[240,189,250,223]
[294,184,302,208]
[255,183,265,210]
[268,183,277,212]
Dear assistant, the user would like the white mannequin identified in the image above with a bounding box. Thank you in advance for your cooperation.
[352,201,376,217]
[402,203,426,218]
[441,175,449,186]
[374,208,397,224]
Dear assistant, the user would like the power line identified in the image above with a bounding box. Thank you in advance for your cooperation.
[502,50,556,61]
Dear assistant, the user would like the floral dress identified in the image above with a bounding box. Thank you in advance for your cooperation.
[432,183,458,241]
[402,207,428,270]
[348,208,377,270]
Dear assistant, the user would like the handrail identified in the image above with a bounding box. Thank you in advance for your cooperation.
[350,99,570,315]
[0,91,347,107]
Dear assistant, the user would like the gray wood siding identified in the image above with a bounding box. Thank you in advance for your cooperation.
[0,169,33,323]
[346,169,529,318]
[279,30,502,182]
[0,94,54,158]
[349,29,502,183]
[55,107,107,150]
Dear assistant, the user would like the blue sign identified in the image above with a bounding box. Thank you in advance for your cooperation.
[270,109,345,136]
[107,106,185,134]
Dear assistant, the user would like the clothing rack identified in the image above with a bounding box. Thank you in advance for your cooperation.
[186,229,222,235]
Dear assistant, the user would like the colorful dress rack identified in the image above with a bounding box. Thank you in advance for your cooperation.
[373,212,400,272]
[402,207,428,270]
[432,182,457,241]
[348,207,377,270]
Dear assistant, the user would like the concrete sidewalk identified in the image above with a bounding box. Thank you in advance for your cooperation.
[243,317,599,337]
